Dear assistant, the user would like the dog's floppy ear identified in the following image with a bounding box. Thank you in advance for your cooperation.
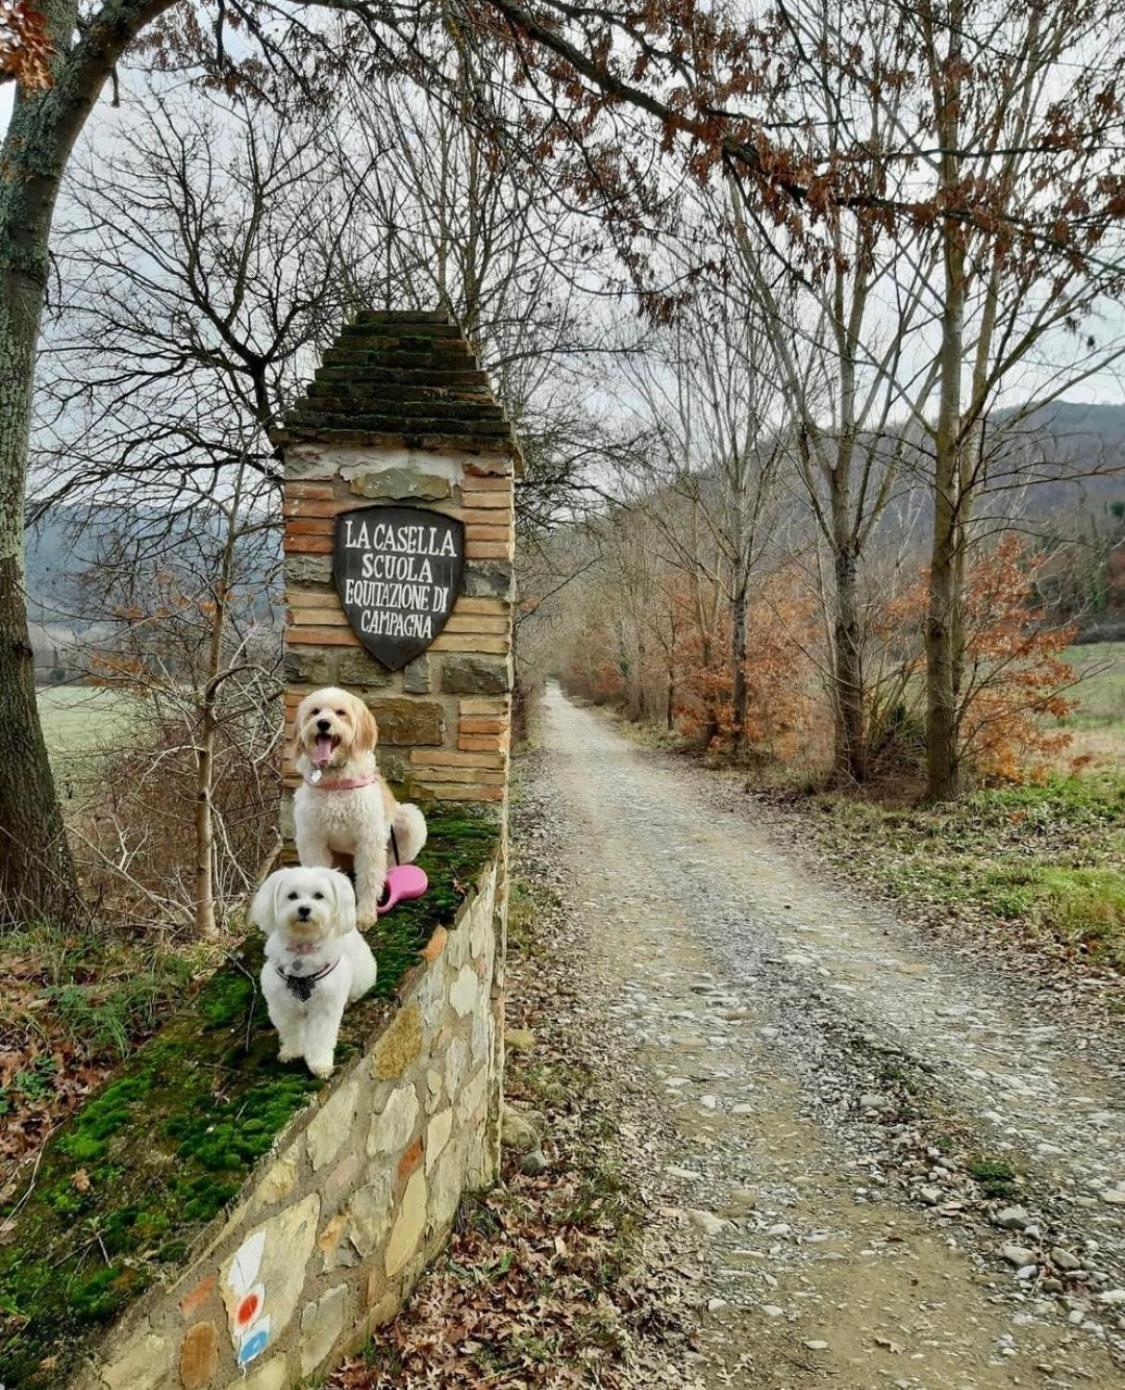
[354,699,379,754]
[329,871,357,936]
[250,871,281,933]
[291,694,314,760]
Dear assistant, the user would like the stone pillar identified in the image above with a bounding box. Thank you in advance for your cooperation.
[273,310,518,832]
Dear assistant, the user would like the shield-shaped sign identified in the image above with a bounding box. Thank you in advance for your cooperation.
[334,505,465,670]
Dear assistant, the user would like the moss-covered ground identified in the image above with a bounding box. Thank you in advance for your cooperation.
[0,809,498,1389]
[781,773,1125,971]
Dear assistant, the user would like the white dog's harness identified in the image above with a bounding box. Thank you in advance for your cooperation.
[275,958,339,1002]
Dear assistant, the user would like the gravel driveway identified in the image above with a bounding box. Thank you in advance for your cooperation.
[518,684,1125,1388]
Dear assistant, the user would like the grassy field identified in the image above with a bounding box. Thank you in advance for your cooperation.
[1061,641,1125,729]
[36,685,140,783]
[1054,640,1125,774]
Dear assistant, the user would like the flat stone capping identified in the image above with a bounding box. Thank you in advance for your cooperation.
[0,810,502,1390]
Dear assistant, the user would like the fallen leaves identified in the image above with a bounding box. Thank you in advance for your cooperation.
[333,1157,643,1389]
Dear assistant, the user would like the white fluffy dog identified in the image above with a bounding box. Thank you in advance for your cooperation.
[291,686,427,926]
[252,866,377,1078]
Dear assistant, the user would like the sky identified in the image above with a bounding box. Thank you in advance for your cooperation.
[4,43,1125,443]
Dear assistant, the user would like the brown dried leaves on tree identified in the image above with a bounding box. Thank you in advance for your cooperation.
[0,0,51,89]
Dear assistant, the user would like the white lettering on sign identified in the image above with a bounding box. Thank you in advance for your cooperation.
[334,505,464,670]
[343,518,458,558]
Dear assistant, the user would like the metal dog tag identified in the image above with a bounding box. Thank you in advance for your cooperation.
[307,767,323,785]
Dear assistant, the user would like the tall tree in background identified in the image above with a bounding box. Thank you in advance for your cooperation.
[908,0,1125,798]
[726,0,942,784]
[4,0,1125,919]
[620,278,787,753]
[346,50,622,532]
[33,93,381,515]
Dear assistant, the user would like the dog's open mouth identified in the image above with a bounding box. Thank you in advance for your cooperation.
[313,733,340,766]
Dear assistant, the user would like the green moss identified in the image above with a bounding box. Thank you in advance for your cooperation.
[57,1075,153,1161]
[0,809,498,1389]
[967,1156,1018,1198]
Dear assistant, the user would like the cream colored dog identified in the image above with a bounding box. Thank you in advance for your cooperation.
[291,686,427,926]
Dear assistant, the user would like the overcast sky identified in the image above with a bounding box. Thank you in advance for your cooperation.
[5,67,1125,417]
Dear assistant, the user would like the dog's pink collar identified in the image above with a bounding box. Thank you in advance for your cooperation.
[305,773,377,790]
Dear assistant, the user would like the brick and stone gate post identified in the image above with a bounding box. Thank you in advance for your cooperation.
[272,308,519,1179]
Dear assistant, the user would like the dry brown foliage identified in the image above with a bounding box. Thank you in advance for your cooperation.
[0,0,51,90]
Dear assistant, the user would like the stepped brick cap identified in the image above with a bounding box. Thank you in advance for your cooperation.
[273,310,523,468]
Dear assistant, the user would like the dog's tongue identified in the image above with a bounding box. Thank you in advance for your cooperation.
[314,734,334,766]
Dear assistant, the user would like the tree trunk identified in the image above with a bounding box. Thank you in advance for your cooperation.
[926,461,961,800]
[731,588,749,757]
[925,1,966,803]
[0,562,76,924]
[0,76,84,925]
[926,262,966,801]
[832,543,866,783]
[827,403,866,782]
[195,700,218,938]
[0,0,177,924]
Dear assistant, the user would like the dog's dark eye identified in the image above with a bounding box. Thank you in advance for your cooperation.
[311,708,320,715]
[313,891,324,900]
[287,891,298,901]
[336,709,345,716]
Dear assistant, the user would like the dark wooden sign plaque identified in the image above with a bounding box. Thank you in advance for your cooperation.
[334,505,465,670]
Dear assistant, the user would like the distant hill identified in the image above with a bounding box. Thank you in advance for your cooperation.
[1015,399,1125,455]
[996,399,1125,514]
[23,503,280,671]
[24,508,102,627]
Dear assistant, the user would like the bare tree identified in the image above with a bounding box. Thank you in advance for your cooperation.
[27,88,384,928]
[619,279,789,753]
[33,91,382,516]
[726,4,942,783]
[75,467,281,933]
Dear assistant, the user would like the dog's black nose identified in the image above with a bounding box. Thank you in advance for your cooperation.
[297,904,311,920]
[316,718,330,733]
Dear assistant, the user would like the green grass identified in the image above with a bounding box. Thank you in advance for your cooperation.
[35,685,143,791]
[1061,641,1125,732]
[0,810,499,1390]
[37,685,139,753]
[6,920,205,1060]
[966,1156,1019,1199]
[803,772,1125,969]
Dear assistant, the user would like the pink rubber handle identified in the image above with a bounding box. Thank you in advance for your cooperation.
[377,863,428,916]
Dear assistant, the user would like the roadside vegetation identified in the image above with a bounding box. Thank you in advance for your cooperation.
[565,637,1125,982]
[781,773,1125,975]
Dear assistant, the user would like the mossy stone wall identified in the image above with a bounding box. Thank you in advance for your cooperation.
[0,815,505,1390]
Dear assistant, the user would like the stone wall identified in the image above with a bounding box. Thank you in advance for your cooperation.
[71,850,505,1390]
[278,311,518,816]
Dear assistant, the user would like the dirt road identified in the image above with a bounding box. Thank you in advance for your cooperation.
[520,686,1125,1388]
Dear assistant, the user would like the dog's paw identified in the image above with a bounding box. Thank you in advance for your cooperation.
[356,901,380,929]
[306,1055,335,1079]
[278,1044,302,1063]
